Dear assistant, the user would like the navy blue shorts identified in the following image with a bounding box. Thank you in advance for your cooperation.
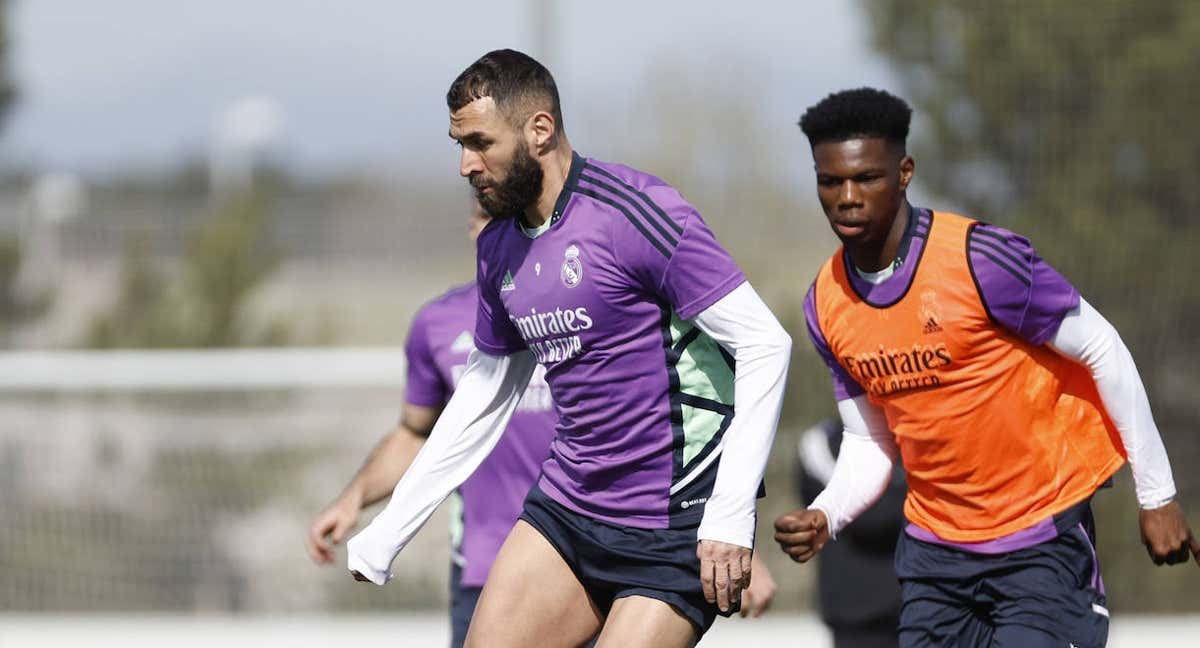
[894,507,1109,648]
[449,563,481,648]
[518,484,731,634]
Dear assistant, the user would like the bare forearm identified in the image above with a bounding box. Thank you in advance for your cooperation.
[342,424,427,508]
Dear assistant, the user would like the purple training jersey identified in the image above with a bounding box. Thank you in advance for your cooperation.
[474,152,747,529]
[405,282,556,588]
[804,207,1083,552]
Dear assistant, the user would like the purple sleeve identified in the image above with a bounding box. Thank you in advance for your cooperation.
[968,224,1080,345]
[404,310,449,407]
[618,185,745,320]
[804,283,865,401]
[473,225,527,355]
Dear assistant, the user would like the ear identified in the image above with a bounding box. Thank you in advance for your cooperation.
[898,155,915,191]
[526,110,557,153]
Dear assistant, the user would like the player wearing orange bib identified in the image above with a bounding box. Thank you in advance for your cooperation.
[774,88,1199,648]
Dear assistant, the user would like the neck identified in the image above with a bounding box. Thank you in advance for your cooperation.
[847,199,910,272]
[522,138,574,228]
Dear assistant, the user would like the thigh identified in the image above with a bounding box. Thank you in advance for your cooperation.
[985,529,1109,648]
[897,579,992,648]
[989,622,1072,648]
[464,520,602,648]
[988,579,1107,648]
[594,595,697,648]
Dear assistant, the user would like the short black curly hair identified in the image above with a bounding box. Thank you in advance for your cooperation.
[447,49,564,133]
[799,88,911,148]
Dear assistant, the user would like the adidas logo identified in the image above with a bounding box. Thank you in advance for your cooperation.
[500,270,516,292]
[923,317,942,334]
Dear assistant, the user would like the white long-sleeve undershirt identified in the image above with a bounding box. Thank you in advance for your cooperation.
[1048,298,1176,508]
[809,297,1176,538]
[346,349,537,585]
[809,396,897,539]
[693,282,793,549]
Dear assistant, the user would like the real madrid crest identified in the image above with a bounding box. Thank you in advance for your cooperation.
[561,244,583,288]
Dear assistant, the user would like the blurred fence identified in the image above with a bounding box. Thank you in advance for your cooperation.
[0,348,811,614]
[0,349,457,613]
[0,348,816,614]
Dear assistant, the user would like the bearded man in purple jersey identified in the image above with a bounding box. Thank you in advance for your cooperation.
[345,50,792,647]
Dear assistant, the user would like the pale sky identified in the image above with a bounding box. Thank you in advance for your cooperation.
[2,1,899,182]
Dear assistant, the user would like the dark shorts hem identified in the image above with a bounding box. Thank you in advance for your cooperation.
[612,587,709,635]
[518,484,723,635]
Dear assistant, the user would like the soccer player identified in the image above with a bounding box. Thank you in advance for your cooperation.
[346,49,792,648]
[305,204,557,648]
[775,87,1200,647]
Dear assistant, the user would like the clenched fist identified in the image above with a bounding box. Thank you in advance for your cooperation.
[773,508,830,563]
[1139,500,1200,567]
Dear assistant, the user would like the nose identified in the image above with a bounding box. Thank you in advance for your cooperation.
[838,180,861,207]
[460,148,483,178]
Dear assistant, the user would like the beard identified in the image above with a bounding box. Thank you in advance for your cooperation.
[471,145,544,220]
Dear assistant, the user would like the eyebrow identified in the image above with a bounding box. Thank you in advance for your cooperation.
[449,130,487,143]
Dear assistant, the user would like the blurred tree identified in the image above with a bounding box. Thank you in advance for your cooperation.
[86,191,290,348]
[0,0,50,348]
[0,0,16,126]
[0,237,51,346]
[862,0,1200,611]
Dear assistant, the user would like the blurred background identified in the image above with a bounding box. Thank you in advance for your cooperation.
[1,0,1197,645]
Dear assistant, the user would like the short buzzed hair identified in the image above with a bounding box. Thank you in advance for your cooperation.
[799,87,911,149]
[446,49,564,133]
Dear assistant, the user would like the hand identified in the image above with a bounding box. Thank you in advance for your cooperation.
[1138,500,1200,567]
[305,492,362,565]
[773,508,829,563]
[697,540,752,614]
[739,553,776,618]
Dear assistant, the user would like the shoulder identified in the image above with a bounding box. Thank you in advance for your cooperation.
[967,221,1036,252]
[413,281,476,327]
[802,279,828,340]
[573,157,692,249]
[808,251,844,305]
[476,217,516,258]
[965,221,1039,286]
[430,281,477,308]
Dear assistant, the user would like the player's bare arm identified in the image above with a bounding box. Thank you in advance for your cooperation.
[305,403,439,564]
